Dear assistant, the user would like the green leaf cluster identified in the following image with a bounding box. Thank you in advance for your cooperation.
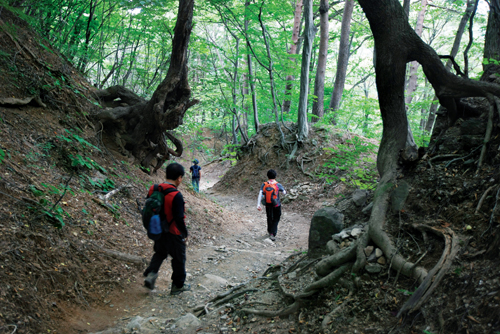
[318,137,377,190]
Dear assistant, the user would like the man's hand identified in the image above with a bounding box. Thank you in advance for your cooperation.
[257,205,262,211]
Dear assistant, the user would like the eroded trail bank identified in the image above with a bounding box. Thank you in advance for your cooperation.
[78,190,311,334]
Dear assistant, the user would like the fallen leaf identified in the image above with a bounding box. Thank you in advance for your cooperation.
[467,315,480,323]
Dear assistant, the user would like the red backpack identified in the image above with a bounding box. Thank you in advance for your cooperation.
[262,181,279,206]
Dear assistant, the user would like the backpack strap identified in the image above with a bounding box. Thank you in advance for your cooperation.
[160,187,178,226]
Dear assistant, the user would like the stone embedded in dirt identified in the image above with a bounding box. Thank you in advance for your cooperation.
[326,240,338,254]
[390,181,410,211]
[351,227,363,237]
[333,230,350,241]
[375,248,383,258]
[175,313,202,329]
[377,256,386,265]
[365,263,382,274]
[264,238,274,245]
[364,246,374,257]
[352,189,369,207]
[200,274,228,290]
[125,316,144,331]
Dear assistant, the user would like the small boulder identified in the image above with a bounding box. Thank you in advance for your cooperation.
[175,313,202,329]
[308,208,344,258]
[364,246,374,257]
[365,263,382,274]
[377,256,387,265]
[351,227,363,237]
[326,240,339,254]
[352,189,369,207]
[375,248,383,258]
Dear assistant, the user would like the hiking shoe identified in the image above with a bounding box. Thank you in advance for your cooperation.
[144,272,158,290]
[170,283,191,295]
[270,235,276,241]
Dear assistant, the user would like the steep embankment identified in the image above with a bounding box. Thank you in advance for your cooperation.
[0,11,231,333]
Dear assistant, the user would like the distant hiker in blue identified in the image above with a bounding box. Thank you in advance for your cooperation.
[190,159,201,193]
[257,169,286,241]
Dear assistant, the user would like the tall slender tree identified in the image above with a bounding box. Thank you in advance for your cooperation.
[282,0,303,114]
[328,0,355,124]
[311,0,329,123]
[297,0,314,141]
[405,0,428,105]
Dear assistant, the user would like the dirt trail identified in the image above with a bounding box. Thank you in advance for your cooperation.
[72,172,311,334]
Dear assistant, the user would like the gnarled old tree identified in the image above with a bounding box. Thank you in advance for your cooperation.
[92,0,198,172]
[210,0,500,322]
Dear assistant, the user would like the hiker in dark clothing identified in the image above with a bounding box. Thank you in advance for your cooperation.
[257,169,286,241]
[143,163,191,295]
[189,159,201,193]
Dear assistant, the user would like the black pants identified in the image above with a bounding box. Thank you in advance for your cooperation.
[265,204,282,236]
[144,233,186,288]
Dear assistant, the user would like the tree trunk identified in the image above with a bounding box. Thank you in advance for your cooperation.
[94,0,198,169]
[258,5,284,144]
[328,0,354,124]
[357,0,500,290]
[282,0,303,114]
[481,1,500,82]
[245,1,259,133]
[405,0,427,105]
[297,0,314,141]
[311,0,329,123]
[425,0,476,132]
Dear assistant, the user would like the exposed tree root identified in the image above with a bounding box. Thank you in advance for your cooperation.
[477,95,495,172]
[475,185,496,214]
[304,263,351,293]
[93,245,145,267]
[196,286,258,317]
[397,225,460,316]
[240,300,302,317]
[321,290,353,329]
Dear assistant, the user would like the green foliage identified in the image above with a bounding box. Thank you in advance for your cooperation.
[0,147,5,164]
[318,137,377,190]
[86,176,115,191]
[483,58,500,66]
[221,143,239,166]
[55,128,106,172]
[27,183,72,228]
[68,154,107,173]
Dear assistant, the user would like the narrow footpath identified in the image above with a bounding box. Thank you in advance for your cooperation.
[80,180,311,334]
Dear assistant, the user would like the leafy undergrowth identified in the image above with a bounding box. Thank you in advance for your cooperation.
[213,122,379,218]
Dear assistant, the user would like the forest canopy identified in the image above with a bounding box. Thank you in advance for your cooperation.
[1,0,494,152]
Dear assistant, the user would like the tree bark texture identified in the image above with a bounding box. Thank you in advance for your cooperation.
[297,0,314,141]
[328,0,355,124]
[311,0,329,123]
[481,1,500,82]
[94,0,198,169]
[405,0,427,105]
[425,0,475,132]
[282,0,303,114]
[245,1,260,133]
[356,0,500,297]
